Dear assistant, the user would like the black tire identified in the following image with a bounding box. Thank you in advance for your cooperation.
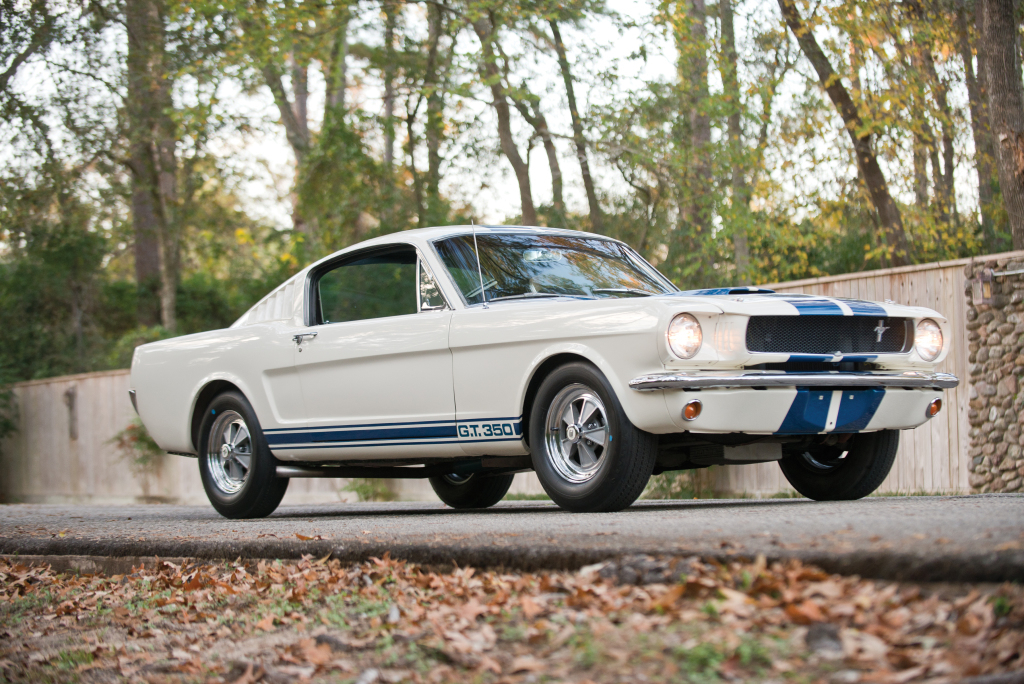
[779,429,899,501]
[198,391,289,519]
[429,473,514,509]
[529,362,657,512]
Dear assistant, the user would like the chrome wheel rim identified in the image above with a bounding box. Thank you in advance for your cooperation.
[206,411,253,494]
[800,449,848,471]
[545,384,611,483]
[443,473,472,486]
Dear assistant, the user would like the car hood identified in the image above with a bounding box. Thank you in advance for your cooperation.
[652,289,943,321]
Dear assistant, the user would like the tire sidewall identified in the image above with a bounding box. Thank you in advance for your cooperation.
[780,430,896,500]
[198,391,276,514]
[428,473,514,509]
[529,363,630,507]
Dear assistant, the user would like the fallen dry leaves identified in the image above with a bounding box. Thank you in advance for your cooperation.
[0,553,1020,683]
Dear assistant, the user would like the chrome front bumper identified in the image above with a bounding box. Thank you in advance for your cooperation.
[629,370,959,392]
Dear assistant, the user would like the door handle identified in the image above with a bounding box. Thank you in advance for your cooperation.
[292,332,318,344]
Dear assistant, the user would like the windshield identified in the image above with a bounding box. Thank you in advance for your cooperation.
[432,233,675,305]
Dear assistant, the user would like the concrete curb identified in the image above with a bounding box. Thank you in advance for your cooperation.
[2,536,1022,583]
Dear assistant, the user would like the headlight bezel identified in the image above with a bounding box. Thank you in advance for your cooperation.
[667,313,703,360]
[914,318,943,362]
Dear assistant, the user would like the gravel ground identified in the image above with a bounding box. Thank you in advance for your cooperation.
[2,495,1022,582]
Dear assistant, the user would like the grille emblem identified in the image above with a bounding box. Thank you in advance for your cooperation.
[873,319,889,343]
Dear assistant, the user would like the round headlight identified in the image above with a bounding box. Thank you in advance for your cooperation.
[915,319,943,361]
[668,313,703,359]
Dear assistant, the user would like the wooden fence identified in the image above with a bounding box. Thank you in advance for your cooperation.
[714,249,1024,497]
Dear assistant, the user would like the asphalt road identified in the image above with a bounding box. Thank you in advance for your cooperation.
[1,494,1022,582]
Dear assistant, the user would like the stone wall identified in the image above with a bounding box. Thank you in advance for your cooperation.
[965,258,1024,493]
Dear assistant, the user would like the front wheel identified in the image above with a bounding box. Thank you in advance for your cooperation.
[779,430,899,501]
[198,391,289,519]
[529,362,657,512]
[429,472,514,509]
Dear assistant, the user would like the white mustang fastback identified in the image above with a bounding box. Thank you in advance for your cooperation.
[130,226,958,518]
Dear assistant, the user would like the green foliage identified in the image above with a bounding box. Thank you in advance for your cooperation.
[643,469,717,500]
[990,595,1012,618]
[111,417,165,472]
[108,326,176,370]
[344,478,398,502]
[503,492,551,501]
[0,173,110,381]
[54,649,94,670]
[672,640,728,680]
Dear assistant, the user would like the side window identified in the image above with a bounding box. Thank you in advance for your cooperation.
[418,260,447,311]
[317,249,417,324]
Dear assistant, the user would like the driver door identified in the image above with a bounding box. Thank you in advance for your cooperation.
[284,245,458,461]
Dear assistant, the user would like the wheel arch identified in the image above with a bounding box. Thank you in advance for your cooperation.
[190,379,245,452]
[520,352,597,447]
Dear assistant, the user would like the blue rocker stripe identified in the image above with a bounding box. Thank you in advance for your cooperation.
[273,436,523,451]
[265,424,458,446]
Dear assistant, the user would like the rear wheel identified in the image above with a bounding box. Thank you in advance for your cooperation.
[779,430,899,501]
[198,391,289,519]
[529,362,657,512]
[429,472,514,509]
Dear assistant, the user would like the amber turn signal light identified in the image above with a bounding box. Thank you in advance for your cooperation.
[682,399,702,421]
[927,398,942,417]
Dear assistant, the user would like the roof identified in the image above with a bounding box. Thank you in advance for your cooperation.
[305,225,619,269]
[358,224,606,243]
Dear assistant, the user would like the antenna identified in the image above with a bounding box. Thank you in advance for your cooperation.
[472,220,489,309]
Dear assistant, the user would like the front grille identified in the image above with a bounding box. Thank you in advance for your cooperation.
[746,316,910,355]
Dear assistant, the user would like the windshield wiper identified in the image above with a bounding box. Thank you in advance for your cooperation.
[592,287,657,297]
[487,292,574,302]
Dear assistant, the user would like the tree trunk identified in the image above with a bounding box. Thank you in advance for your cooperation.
[125,0,178,330]
[262,57,312,236]
[957,0,999,238]
[536,106,564,217]
[550,20,601,231]
[913,129,930,208]
[263,63,310,165]
[325,8,349,111]
[406,100,426,227]
[778,0,909,265]
[289,56,310,145]
[126,0,163,326]
[681,0,712,240]
[509,96,564,217]
[720,0,749,283]
[152,135,178,332]
[424,2,444,223]
[473,16,537,226]
[382,2,397,172]
[979,0,1024,248]
[919,47,955,222]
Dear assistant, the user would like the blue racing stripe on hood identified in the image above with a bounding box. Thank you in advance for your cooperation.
[840,299,887,316]
[786,298,845,315]
[672,287,776,296]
